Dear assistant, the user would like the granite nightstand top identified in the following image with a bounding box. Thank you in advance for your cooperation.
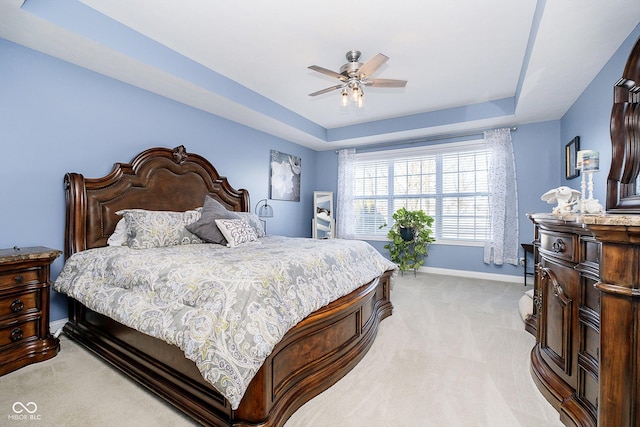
[0,246,62,263]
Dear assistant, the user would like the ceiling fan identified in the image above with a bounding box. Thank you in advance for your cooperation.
[308,50,407,107]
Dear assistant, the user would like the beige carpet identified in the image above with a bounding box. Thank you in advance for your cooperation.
[0,273,563,427]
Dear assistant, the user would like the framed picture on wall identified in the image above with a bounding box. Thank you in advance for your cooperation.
[269,150,301,201]
[565,136,580,180]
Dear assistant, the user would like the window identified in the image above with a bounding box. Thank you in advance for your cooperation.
[353,140,490,243]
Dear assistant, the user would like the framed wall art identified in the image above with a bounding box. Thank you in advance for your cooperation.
[565,136,580,180]
[269,150,301,201]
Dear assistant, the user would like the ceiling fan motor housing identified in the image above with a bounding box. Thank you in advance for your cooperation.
[340,50,363,77]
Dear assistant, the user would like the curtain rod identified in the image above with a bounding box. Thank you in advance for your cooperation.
[335,126,518,153]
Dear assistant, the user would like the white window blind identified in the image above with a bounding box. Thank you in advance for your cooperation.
[354,140,490,242]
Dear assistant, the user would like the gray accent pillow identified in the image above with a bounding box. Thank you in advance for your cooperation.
[117,209,202,249]
[186,196,240,244]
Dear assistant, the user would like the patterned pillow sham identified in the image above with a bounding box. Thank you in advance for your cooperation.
[215,218,260,247]
[117,209,202,249]
[185,195,240,245]
[235,212,266,238]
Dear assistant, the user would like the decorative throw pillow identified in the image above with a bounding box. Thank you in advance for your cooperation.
[117,209,202,249]
[215,218,260,247]
[107,218,128,246]
[185,195,240,245]
[235,212,266,238]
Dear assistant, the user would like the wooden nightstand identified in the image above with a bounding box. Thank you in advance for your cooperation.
[0,246,61,375]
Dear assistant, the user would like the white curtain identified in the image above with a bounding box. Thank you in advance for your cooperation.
[336,148,356,239]
[483,128,519,265]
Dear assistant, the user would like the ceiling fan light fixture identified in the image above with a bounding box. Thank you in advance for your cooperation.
[351,84,360,103]
[340,87,349,107]
[356,87,364,108]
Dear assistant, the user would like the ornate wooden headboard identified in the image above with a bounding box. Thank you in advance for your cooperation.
[63,145,250,258]
[607,35,640,212]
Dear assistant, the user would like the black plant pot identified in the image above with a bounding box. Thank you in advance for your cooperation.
[399,227,415,241]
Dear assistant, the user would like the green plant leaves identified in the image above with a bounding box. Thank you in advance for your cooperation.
[383,208,435,271]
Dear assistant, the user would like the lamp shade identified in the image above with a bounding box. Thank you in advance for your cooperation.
[255,199,273,218]
[577,150,600,172]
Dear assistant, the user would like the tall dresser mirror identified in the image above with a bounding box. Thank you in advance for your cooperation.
[312,191,334,239]
[607,35,640,213]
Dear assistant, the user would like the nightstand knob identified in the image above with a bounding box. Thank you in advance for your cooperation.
[13,275,23,283]
[10,299,24,313]
[10,327,23,342]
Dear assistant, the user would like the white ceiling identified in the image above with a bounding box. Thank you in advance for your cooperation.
[1,0,639,150]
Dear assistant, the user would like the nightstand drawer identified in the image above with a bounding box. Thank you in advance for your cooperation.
[0,292,39,319]
[0,320,38,347]
[0,269,40,287]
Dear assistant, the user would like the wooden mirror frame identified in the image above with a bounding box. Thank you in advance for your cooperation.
[606,35,640,213]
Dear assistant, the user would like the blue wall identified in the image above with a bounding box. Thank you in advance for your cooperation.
[0,39,317,321]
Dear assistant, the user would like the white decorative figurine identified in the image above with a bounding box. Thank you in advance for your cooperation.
[541,186,581,214]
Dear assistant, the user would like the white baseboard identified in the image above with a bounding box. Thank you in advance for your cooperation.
[419,266,523,284]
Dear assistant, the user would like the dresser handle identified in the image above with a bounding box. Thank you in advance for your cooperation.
[13,275,24,283]
[551,239,565,253]
[10,299,24,313]
[10,327,23,342]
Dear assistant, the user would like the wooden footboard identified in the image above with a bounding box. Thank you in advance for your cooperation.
[63,269,393,426]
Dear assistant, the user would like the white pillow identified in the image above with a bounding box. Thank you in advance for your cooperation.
[215,218,260,248]
[107,218,128,246]
[235,212,266,237]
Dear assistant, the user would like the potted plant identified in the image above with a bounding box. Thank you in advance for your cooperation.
[382,208,435,273]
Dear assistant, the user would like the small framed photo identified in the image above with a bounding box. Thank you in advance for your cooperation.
[565,136,580,180]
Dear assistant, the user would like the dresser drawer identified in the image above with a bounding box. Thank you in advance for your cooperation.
[0,320,38,347]
[582,322,600,362]
[582,277,600,314]
[0,268,40,287]
[540,230,578,262]
[581,238,600,265]
[0,291,39,320]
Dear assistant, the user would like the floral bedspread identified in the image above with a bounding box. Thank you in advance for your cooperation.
[53,236,396,409]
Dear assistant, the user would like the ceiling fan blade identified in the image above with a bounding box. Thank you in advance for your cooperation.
[308,65,346,81]
[364,78,407,88]
[308,84,344,96]
[357,53,389,78]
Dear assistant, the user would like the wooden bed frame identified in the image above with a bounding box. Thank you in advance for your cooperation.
[61,145,394,426]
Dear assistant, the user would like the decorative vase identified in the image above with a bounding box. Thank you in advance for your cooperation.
[399,227,414,241]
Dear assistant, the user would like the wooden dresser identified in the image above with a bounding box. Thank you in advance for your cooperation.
[529,33,640,427]
[0,246,61,375]
[529,213,640,427]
